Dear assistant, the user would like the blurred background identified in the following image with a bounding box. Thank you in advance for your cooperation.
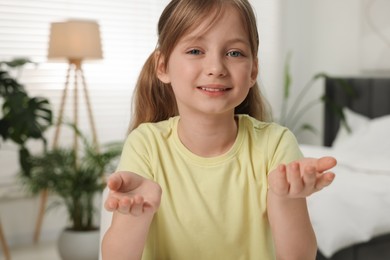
[1,0,389,259]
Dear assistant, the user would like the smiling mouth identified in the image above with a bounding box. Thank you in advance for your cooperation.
[197,87,231,92]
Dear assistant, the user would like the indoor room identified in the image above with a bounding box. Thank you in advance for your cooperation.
[1,0,389,260]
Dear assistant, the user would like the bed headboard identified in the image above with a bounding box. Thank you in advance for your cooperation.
[324,77,390,147]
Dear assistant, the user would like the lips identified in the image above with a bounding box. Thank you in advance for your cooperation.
[197,84,232,92]
[198,87,230,92]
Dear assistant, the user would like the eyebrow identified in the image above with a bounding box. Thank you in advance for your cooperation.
[179,35,205,45]
[226,37,250,46]
[180,35,250,46]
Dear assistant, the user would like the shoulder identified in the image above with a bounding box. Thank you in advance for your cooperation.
[130,117,177,138]
[238,115,302,168]
[123,117,177,149]
[238,114,300,153]
[238,114,291,139]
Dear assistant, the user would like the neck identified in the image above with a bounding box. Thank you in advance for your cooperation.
[177,114,238,157]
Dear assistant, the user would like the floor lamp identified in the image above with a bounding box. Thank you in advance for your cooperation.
[33,20,103,243]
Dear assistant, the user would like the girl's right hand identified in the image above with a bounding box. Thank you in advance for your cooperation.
[104,171,162,216]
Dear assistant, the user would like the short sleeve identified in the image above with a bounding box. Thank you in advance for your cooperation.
[267,126,303,174]
[116,127,154,180]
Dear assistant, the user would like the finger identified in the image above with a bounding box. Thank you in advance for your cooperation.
[269,164,289,196]
[287,162,304,196]
[315,172,336,190]
[108,171,142,193]
[104,197,119,211]
[107,172,124,191]
[130,195,144,216]
[302,165,317,189]
[117,197,132,214]
[317,157,337,173]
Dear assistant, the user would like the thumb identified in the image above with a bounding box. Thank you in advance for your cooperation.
[107,172,123,191]
[107,171,143,193]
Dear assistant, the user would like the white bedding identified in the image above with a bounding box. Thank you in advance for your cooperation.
[301,145,390,257]
[301,111,390,257]
[302,142,390,257]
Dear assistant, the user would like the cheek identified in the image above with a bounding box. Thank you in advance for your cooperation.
[169,63,197,85]
[236,64,255,84]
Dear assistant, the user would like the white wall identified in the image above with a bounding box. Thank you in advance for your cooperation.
[252,0,362,144]
[0,196,68,246]
[252,0,285,117]
[279,0,389,144]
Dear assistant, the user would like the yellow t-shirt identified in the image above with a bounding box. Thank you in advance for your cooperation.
[117,115,302,260]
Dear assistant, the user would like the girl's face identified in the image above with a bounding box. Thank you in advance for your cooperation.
[157,5,258,118]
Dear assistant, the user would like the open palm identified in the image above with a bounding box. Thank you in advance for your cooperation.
[104,171,162,216]
[268,156,337,198]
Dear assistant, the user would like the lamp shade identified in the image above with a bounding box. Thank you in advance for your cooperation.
[48,20,103,60]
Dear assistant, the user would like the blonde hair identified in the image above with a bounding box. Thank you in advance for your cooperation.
[129,0,271,131]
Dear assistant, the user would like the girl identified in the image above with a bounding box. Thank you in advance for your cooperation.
[101,0,336,259]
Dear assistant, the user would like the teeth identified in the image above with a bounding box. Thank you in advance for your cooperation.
[201,87,226,92]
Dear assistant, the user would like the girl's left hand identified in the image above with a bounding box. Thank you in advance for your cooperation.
[268,156,337,198]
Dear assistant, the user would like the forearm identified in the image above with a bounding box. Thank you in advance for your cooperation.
[267,192,317,260]
[101,211,155,260]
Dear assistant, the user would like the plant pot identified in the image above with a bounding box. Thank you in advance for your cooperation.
[58,228,100,260]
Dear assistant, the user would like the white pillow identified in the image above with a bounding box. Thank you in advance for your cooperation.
[335,114,390,151]
[333,114,390,172]
[332,107,370,147]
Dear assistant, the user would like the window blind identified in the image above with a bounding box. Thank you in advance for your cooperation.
[0,0,169,187]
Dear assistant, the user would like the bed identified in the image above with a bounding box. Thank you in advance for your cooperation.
[300,77,390,260]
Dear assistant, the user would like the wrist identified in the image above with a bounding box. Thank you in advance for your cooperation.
[268,189,306,204]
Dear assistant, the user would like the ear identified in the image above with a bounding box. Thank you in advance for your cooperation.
[155,51,170,84]
[250,58,258,87]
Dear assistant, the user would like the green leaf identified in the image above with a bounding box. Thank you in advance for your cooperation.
[283,52,292,99]
[312,72,328,81]
[19,126,122,230]
[1,91,52,145]
[0,70,25,97]
[299,124,318,135]
[0,58,36,68]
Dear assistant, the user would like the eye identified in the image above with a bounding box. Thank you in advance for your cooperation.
[227,50,243,57]
[187,49,202,55]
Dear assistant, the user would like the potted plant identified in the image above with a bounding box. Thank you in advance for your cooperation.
[277,53,355,136]
[0,58,52,172]
[20,124,122,260]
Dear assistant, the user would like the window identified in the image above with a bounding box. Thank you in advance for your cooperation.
[0,0,169,192]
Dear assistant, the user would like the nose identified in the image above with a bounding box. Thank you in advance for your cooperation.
[205,53,227,77]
